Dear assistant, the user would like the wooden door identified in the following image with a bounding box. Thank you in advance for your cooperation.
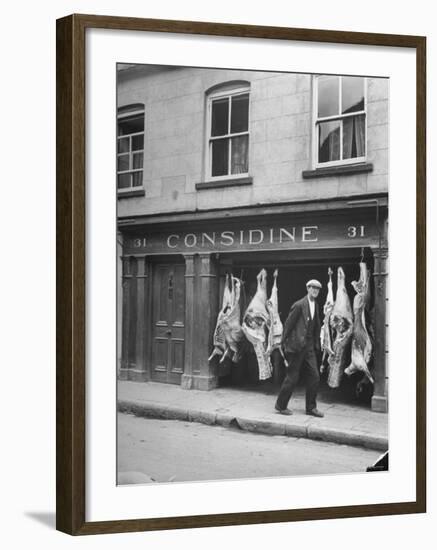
[151,263,185,384]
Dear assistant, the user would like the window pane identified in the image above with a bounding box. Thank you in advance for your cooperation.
[231,93,249,133]
[132,134,144,151]
[318,120,341,163]
[343,114,366,159]
[317,76,339,118]
[211,139,229,176]
[231,135,248,174]
[133,152,143,169]
[132,172,143,187]
[118,137,129,153]
[117,154,130,171]
[118,114,144,136]
[342,77,365,114]
[118,173,131,189]
[211,98,229,137]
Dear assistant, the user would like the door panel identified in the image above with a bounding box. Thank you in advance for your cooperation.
[151,263,185,384]
[172,264,185,325]
[156,265,169,323]
[169,339,185,383]
[152,338,168,372]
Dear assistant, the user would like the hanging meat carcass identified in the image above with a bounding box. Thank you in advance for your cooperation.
[265,269,286,367]
[345,262,374,383]
[242,269,272,380]
[320,267,334,373]
[327,267,353,388]
[208,274,232,361]
[221,276,245,362]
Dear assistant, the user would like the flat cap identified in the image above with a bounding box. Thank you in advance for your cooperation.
[306,279,322,289]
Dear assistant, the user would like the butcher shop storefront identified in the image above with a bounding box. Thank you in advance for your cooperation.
[118,197,388,412]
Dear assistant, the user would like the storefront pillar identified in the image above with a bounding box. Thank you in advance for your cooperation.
[131,255,149,381]
[181,254,195,389]
[196,254,219,388]
[117,235,123,376]
[119,256,134,380]
[181,253,219,390]
[119,255,150,381]
[371,247,389,412]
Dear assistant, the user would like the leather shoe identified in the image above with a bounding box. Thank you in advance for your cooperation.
[275,405,293,416]
[306,408,324,418]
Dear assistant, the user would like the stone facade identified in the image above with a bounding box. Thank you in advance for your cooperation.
[117,66,388,215]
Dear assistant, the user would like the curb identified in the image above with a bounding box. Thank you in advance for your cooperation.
[118,399,388,451]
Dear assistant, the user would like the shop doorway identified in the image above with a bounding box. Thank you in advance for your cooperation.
[150,262,185,384]
[217,248,375,406]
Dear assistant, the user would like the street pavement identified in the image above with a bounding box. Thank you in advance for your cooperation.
[118,380,388,451]
[117,413,382,484]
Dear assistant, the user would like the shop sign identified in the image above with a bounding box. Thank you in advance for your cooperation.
[123,218,380,254]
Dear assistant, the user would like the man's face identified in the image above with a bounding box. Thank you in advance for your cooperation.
[307,286,320,300]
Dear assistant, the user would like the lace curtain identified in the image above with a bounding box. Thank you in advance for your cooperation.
[343,115,365,159]
[231,135,249,174]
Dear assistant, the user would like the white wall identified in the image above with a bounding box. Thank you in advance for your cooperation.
[1,0,435,548]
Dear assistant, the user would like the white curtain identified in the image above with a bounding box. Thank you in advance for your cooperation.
[343,115,365,159]
[231,135,248,174]
[319,121,340,162]
[327,129,340,161]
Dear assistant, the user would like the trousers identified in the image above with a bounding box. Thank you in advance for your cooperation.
[275,345,320,412]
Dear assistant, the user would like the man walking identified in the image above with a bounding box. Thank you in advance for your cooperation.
[275,280,324,417]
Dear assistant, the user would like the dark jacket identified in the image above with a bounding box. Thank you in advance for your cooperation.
[281,296,321,354]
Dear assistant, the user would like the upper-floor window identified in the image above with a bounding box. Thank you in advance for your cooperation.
[117,104,145,190]
[207,86,250,179]
[315,76,366,167]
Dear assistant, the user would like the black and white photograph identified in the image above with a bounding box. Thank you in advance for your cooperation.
[116,64,389,485]
[2,0,433,543]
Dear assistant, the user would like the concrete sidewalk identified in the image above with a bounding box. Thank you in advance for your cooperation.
[118,380,388,451]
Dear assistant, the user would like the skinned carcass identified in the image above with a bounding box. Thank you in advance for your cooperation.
[221,276,245,362]
[266,269,286,367]
[345,262,374,383]
[320,267,334,373]
[242,269,272,380]
[208,274,232,361]
[327,267,353,388]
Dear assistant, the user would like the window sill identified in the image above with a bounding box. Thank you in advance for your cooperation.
[302,163,373,179]
[195,176,253,190]
[117,188,145,198]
